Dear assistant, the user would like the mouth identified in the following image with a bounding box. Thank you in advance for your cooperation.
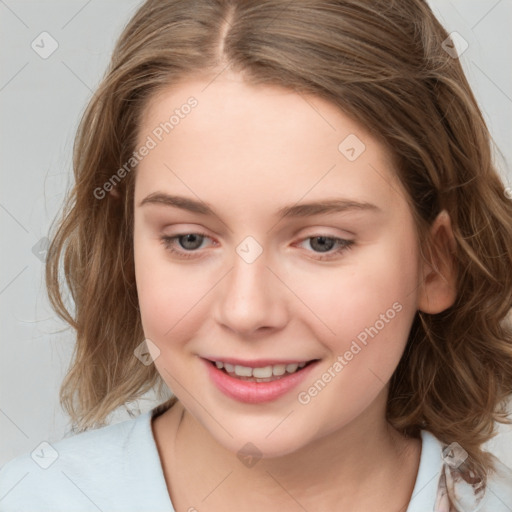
[203,357,321,403]
[206,359,318,383]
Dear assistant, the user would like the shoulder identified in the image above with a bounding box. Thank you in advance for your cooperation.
[414,430,512,512]
[481,455,512,510]
[0,410,174,512]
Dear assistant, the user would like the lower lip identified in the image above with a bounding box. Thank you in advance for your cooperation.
[203,358,318,404]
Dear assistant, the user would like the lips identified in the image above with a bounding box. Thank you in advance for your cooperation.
[202,357,319,403]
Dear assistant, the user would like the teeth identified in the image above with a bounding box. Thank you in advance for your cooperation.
[234,365,252,377]
[272,364,286,376]
[252,366,273,378]
[214,360,309,378]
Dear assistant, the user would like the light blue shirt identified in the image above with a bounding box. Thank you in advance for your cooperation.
[1,407,511,511]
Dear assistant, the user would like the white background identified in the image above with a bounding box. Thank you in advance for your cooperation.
[1,0,511,467]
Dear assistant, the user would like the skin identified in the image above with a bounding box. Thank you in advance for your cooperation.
[131,70,457,511]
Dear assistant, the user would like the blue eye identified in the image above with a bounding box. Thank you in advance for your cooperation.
[297,236,354,260]
[160,233,211,259]
[159,233,354,261]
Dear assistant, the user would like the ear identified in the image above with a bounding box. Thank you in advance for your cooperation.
[417,210,457,314]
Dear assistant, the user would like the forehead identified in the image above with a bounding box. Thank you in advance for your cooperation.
[134,73,405,216]
[139,73,370,155]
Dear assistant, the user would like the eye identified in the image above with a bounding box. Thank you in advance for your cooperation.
[160,232,214,259]
[159,233,354,261]
[296,235,354,260]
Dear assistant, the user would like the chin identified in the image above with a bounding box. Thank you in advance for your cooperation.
[200,414,319,460]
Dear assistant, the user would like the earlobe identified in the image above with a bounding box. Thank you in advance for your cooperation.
[417,210,458,314]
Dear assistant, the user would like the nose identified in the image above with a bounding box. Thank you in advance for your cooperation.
[213,246,289,338]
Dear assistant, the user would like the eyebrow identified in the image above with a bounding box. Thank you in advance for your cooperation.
[138,192,381,218]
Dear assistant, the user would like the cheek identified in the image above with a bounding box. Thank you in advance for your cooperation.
[294,232,419,367]
[134,233,188,338]
[133,233,220,354]
[291,238,419,432]
[347,242,419,382]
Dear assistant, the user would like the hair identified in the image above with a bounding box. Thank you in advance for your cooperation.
[46,0,512,482]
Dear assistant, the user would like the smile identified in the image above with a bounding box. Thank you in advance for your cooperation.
[203,357,320,403]
[212,360,309,381]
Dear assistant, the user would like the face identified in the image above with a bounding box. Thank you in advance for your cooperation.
[132,72,423,457]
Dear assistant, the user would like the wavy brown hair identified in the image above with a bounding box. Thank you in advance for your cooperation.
[46,0,512,480]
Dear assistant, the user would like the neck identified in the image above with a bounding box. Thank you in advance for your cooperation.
[154,392,421,512]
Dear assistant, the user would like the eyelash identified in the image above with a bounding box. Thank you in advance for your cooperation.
[159,232,354,261]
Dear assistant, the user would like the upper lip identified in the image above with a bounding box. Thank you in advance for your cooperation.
[203,356,318,368]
